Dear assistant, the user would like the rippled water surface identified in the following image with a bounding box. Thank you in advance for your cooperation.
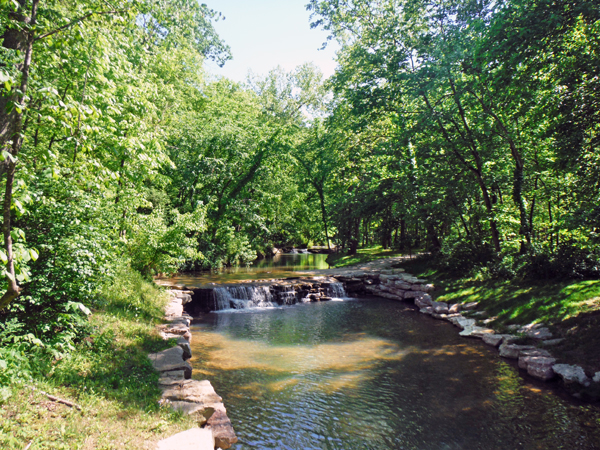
[190,299,600,450]
[158,253,330,287]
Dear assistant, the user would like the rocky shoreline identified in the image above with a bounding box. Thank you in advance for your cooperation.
[332,260,600,401]
[150,290,238,450]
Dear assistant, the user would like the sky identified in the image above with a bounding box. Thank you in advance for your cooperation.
[203,0,339,83]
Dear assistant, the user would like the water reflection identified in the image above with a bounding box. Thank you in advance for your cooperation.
[191,299,600,450]
[159,253,330,287]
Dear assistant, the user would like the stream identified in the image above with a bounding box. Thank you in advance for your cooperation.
[177,256,600,449]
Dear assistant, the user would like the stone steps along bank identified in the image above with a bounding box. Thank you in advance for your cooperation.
[182,269,600,400]
[149,290,238,450]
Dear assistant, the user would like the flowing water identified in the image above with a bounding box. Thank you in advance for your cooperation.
[182,259,600,449]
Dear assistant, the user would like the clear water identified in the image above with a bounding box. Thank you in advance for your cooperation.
[158,253,330,287]
[190,298,600,450]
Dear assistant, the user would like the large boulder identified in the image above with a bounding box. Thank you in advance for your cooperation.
[517,349,552,369]
[553,364,591,387]
[524,357,557,381]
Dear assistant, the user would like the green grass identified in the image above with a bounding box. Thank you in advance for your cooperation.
[396,256,600,373]
[0,268,196,450]
[326,246,413,268]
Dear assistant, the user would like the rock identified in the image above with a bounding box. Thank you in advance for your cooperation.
[553,364,591,387]
[459,326,494,338]
[161,379,223,404]
[415,297,432,309]
[482,334,517,347]
[482,334,503,347]
[524,357,557,381]
[177,336,192,360]
[395,282,411,290]
[156,428,214,450]
[498,343,536,359]
[404,290,425,299]
[594,372,600,383]
[168,317,191,327]
[168,401,209,416]
[519,323,553,340]
[419,307,433,315]
[540,338,566,347]
[431,313,447,320]
[431,301,449,314]
[149,346,193,379]
[518,349,552,369]
[462,301,479,311]
[448,303,461,314]
[454,317,477,330]
[208,403,238,449]
[158,370,186,386]
[421,284,435,293]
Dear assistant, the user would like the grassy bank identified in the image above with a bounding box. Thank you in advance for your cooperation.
[326,246,413,268]
[395,256,600,375]
[0,268,195,449]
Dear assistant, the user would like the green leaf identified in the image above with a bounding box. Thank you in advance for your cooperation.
[29,249,39,261]
[0,251,6,264]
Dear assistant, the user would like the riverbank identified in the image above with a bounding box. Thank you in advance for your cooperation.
[0,269,198,449]
[325,252,600,399]
[394,255,600,378]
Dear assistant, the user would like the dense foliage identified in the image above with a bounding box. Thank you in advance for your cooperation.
[307,0,600,278]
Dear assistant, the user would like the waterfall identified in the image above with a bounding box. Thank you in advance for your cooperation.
[212,286,275,311]
[278,286,298,305]
[213,287,233,311]
[327,282,347,299]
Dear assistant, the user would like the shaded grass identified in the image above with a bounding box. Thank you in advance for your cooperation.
[327,246,411,268]
[395,255,600,373]
[0,267,196,449]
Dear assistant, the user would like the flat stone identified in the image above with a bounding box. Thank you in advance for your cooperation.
[482,334,503,347]
[415,297,431,309]
[594,372,600,383]
[161,379,223,404]
[459,326,494,338]
[404,290,424,299]
[168,401,208,416]
[168,317,191,327]
[525,357,557,380]
[448,303,461,314]
[518,349,552,369]
[553,364,591,387]
[499,343,536,359]
[462,301,479,311]
[540,338,566,347]
[431,313,447,320]
[149,346,192,379]
[158,370,186,386]
[419,307,433,315]
[519,324,553,340]
[455,317,477,330]
[431,301,448,314]
[156,428,214,450]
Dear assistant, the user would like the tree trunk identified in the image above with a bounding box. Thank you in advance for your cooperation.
[0,0,39,310]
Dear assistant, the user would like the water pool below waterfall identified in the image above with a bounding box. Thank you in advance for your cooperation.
[189,298,600,450]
